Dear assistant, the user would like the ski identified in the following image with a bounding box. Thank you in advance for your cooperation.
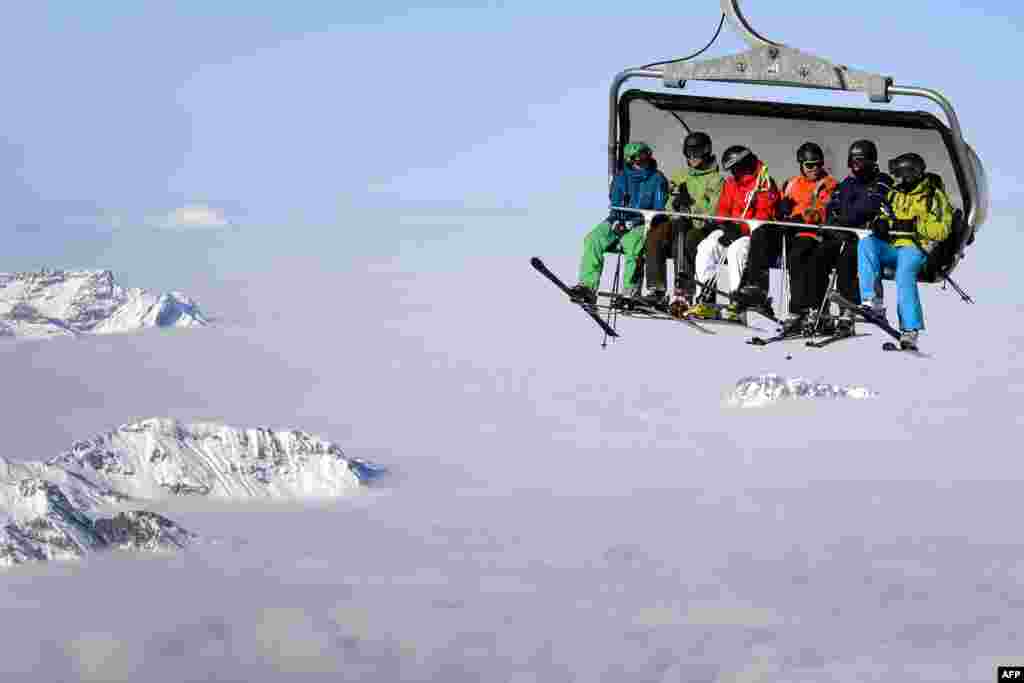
[826,293,931,356]
[827,292,902,342]
[672,273,779,323]
[805,331,865,348]
[531,257,619,338]
[747,331,805,346]
[881,341,929,357]
[592,299,714,335]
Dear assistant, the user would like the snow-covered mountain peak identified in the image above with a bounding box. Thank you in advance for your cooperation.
[727,374,878,407]
[0,268,208,338]
[0,467,196,567]
[49,418,384,500]
[1,419,385,567]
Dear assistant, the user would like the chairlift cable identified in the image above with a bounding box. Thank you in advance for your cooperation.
[668,111,691,134]
[640,13,726,70]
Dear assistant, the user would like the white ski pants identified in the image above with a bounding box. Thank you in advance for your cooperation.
[694,230,750,293]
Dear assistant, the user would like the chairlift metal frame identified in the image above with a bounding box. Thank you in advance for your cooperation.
[608,0,986,240]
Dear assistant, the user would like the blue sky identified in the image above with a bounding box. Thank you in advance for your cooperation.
[3,1,1021,281]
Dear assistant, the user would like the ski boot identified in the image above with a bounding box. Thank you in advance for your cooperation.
[803,310,836,336]
[736,286,775,321]
[669,290,691,319]
[835,309,856,336]
[736,284,770,309]
[567,284,597,306]
[637,290,669,312]
[860,298,886,321]
[611,296,637,311]
[779,312,806,337]
[898,329,919,351]
[721,302,747,325]
[687,301,721,320]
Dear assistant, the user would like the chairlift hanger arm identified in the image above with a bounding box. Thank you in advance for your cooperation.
[664,0,893,103]
[721,0,782,50]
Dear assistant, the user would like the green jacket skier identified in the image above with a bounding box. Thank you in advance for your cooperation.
[668,132,725,306]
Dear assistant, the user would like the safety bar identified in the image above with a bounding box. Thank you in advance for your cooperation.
[607,75,981,230]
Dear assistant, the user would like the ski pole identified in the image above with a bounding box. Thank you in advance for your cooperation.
[604,247,623,348]
[812,240,844,336]
[910,235,975,304]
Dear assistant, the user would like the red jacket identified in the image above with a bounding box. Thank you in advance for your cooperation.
[715,160,780,235]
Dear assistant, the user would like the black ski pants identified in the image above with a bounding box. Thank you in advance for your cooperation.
[643,214,678,292]
[740,224,787,293]
[674,218,713,296]
[740,227,862,313]
[788,233,861,313]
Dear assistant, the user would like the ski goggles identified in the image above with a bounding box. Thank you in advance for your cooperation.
[888,158,925,184]
[684,143,711,160]
[847,155,873,173]
[890,168,924,186]
[626,149,652,164]
[801,160,824,170]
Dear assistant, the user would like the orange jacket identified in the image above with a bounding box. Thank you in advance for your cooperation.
[714,160,780,235]
[781,173,838,229]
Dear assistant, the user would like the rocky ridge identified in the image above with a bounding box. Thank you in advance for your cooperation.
[0,268,208,338]
[1,419,385,567]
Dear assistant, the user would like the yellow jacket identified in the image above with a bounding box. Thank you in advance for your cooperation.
[884,173,953,250]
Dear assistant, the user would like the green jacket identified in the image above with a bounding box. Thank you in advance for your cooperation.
[668,159,724,228]
[884,173,954,250]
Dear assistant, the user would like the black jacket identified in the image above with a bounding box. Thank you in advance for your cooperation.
[826,171,895,228]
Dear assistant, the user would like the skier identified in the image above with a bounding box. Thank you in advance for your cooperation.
[736,142,839,334]
[856,152,953,350]
[820,139,895,333]
[643,131,725,312]
[568,142,669,305]
[690,145,779,320]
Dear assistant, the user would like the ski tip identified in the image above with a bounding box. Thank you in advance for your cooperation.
[530,256,543,268]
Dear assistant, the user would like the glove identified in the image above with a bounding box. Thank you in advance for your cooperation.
[776,197,796,219]
[826,200,842,223]
[801,207,824,225]
[870,217,890,240]
[671,184,693,212]
[890,218,916,234]
[867,180,892,201]
[717,221,744,247]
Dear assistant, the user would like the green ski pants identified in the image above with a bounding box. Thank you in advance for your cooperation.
[577,221,646,293]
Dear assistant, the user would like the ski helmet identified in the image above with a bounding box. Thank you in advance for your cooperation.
[623,141,653,162]
[888,152,926,187]
[847,139,878,165]
[683,131,713,160]
[796,142,825,164]
[721,145,753,172]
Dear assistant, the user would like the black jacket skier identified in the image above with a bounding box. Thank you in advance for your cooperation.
[815,140,895,329]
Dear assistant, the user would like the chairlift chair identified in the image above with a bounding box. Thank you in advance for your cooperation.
[609,0,988,285]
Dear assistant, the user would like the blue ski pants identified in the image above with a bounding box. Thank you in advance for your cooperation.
[857,235,928,331]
